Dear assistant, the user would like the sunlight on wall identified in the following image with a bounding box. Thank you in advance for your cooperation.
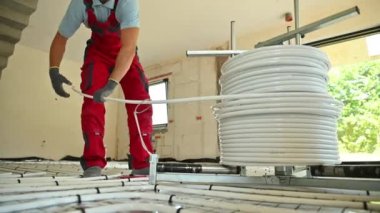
[366,34,380,56]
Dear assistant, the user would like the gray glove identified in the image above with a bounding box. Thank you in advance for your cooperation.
[49,67,72,98]
[93,80,118,103]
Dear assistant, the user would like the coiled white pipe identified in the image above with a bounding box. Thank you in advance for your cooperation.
[216,45,342,166]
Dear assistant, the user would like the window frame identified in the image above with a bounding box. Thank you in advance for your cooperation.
[305,25,380,48]
[149,79,169,130]
[307,25,380,163]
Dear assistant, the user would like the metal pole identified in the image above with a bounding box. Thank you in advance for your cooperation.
[230,21,236,54]
[255,6,360,48]
[294,0,301,45]
[156,162,239,174]
[149,154,158,185]
[186,50,247,57]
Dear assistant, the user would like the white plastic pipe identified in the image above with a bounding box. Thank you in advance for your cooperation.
[0,174,124,184]
[177,184,380,202]
[82,202,189,213]
[215,45,342,166]
[0,185,154,202]
[0,191,302,213]
[156,185,369,210]
[0,179,148,194]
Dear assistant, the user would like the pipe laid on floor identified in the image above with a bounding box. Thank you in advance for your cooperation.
[175,184,380,202]
[0,190,302,213]
[156,185,378,210]
[0,179,148,194]
[0,185,154,202]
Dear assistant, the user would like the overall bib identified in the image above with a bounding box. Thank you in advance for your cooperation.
[80,0,153,170]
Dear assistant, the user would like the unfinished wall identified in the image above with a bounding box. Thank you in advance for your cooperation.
[0,44,119,160]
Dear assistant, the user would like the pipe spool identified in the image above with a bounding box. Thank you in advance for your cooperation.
[215,45,342,166]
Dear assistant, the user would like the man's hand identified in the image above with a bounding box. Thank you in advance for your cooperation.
[93,80,118,103]
[49,67,72,97]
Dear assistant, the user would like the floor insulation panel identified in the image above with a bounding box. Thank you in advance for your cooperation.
[0,160,379,213]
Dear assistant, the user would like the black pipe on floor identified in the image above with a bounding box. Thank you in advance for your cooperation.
[157,162,240,174]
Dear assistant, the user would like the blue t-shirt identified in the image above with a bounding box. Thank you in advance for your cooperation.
[59,0,139,38]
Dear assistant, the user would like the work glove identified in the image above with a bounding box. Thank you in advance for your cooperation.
[49,67,72,98]
[93,79,118,103]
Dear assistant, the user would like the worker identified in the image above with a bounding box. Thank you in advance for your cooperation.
[49,0,153,177]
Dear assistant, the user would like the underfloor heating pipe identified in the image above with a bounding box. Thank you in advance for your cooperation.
[0,191,302,213]
[2,187,376,212]
[157,185,380,211]
[0,179,148,194]
[175,184,380,202]
[79,202,191,213]
[79,197,297,213]
[0,173,124,184]
[0,176,143,188]
[0,185,154,202]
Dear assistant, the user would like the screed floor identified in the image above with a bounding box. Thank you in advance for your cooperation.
[0,160,379,213]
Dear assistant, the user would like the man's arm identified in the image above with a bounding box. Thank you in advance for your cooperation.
[50,32,68,67]
[48,0,83,97]
[109,27,139,82]
[49,32,72,97]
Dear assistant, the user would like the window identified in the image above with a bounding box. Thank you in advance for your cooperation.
[317,32,380,162]
[149,80,169,129]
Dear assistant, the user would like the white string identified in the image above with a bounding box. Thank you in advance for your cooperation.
[71,87,257,156]
[72,86,283,104]
[133,103,153,155]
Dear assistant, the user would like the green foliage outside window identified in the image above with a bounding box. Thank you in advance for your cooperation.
[328,60,380,153]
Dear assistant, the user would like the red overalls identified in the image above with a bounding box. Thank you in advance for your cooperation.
[80,0,153,170]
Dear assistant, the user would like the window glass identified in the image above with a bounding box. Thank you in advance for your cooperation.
[149,80,168,128]
[320,33,380,162]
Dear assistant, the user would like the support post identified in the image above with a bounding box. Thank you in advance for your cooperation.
[149,154,158,185]
[230,21,236,56]
[294,0,301,45]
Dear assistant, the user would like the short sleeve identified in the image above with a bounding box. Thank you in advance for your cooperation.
[58,0,86,38]
[116,0,140,29]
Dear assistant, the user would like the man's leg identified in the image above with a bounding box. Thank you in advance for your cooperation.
[80,58,110,175]
[120,59,153,171]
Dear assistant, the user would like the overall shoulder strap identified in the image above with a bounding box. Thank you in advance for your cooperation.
[83,0,93,11]
[112,0,119,11]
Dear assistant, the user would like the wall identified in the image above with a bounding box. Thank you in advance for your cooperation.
[0,44,119,160]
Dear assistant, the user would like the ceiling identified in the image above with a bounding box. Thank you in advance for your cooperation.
[19,0,378,67]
